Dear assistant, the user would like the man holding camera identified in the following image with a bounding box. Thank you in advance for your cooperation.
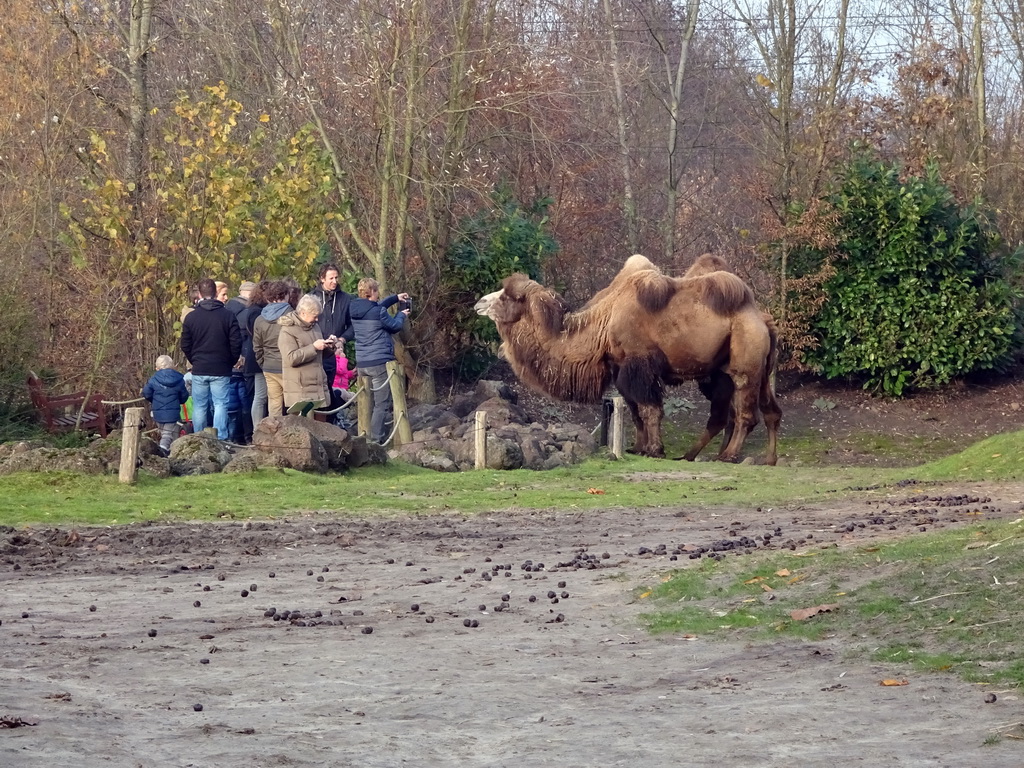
[311,263,354,419]
[348,278,411,444]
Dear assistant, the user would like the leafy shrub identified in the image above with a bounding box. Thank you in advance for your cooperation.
[797,150,1019,396]
[442,184,558,380]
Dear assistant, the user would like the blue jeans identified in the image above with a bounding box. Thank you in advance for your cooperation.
[361,364,392,444]
[190,374,232,439]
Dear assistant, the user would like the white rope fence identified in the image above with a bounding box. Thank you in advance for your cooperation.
[101,397,147,406]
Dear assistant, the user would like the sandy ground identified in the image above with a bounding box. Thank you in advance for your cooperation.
[3,481,1024,767]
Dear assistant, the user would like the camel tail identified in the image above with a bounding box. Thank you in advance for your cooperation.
[764,313,779,394]
[697,272,755,315]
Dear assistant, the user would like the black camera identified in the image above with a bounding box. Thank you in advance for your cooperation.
[399,297,412,312]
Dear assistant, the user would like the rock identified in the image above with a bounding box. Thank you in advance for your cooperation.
[394,445,459,472]
[473,397,529,427]
[475,379,517,404]
[345,434,388,469]
[453,432,524,470]
[168,433,234,476]
[222,454,261,474]
[140,454,172,479]
[251,416,329,473]
[408,403,461,432]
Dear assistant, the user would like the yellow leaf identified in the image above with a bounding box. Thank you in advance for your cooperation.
[259,114,271,123]
[639,591,652,599]
[787,574,807,585]
[992,453,1002,458]
[745,577,764,584]
[880,679,909,687]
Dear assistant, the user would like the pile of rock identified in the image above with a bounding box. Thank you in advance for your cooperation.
[0,381,600,476]
[168,417,387,475]
[0,417,387,478]
[396,380,600,472]
[0,435,148,476]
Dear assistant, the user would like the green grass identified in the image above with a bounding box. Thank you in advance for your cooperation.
[0,456,872,527]
[641,518,1024,687]
[3,428,1024,527]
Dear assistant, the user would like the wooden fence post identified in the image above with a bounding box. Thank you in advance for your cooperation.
[119,407,144,484]
[356,376,372,437]
[610,396,625,459]
[386,360,412,446]
[474,410,487,469]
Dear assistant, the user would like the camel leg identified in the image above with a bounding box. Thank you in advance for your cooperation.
[636,402,665,458]
[616,360,666,457]
[621,397,665,457]
[718,375,759,463]
[682,374,732,461]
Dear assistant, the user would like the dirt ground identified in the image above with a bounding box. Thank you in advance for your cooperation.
[4,378,1024,767]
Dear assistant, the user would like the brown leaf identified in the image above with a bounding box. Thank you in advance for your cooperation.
[789,603,840,621]
[775,569,791,577]
[880,679,909,686]
[586,488,605,495]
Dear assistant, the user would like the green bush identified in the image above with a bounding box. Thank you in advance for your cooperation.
[442,184,558,380]
[799,150,1019,396]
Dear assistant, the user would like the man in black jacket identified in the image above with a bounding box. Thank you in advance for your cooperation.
[181,277,242,440]
[311,263,354,417]
[225,280,257,443]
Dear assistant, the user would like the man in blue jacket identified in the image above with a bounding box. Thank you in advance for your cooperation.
[180,278,242,440]
[348,278,410,444]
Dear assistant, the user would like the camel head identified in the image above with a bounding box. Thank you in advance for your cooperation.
[474,274,569,334]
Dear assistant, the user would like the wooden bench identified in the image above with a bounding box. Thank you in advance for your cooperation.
[26,371,110,438]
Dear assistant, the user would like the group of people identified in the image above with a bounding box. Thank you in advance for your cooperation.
[142,265,410,455]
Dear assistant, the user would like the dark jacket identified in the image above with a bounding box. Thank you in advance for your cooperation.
[241,303,265,374]
[225,296,249,324]
[142,368,189,424]
[349,294,406,368]
[225,297,252,370]
[253,302,292,375]
[311,287,354,340]
[181,299,242,377]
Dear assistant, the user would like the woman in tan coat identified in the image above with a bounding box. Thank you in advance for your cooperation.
[277,294,332,416]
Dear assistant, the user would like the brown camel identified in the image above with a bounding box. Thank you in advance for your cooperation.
[475,254,776,461]
[678,254,781,465]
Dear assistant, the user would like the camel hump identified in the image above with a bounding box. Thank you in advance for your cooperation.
[684,253,730,277]
[623,254,657,274]
[694,271,755,315]
[632,270,676,313]
[583,254,662,311]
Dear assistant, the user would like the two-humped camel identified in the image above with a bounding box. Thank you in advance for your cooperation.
[474,254,781,463]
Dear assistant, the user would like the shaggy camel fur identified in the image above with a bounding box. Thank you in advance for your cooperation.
[678,254,781,465]
[475,254,776,461]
